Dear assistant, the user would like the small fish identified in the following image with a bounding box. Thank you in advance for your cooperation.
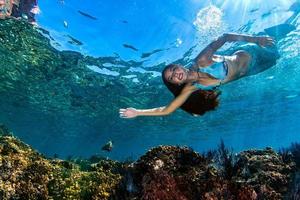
[78,10,97,20]
[141,49,164,58]
[22,13,28,20]
[286,95,298,99]
[123,44,138,51]
[102,140,113,152]
[261,11,272,19]
[266,76,274,80]
[63,20,68,28]
[249,8,259,13]
[121,20,128,24]
[67,35,83,46]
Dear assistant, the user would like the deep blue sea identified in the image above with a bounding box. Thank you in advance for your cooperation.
[1,0,300,161]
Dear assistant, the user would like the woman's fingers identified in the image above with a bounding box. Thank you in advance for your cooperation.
[120,113,131,118]
[119,109,126,117]
[258,37,276,47]
[119,109,128,115]
[265,37,275,46]
[119,108,136,119]
[119,113,128,118]
[267,37,275,44]
[119,109,131,118]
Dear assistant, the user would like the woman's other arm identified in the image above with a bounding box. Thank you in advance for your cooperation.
[195,33,274,68]
[119,85,196,118]
[224,33,274,46]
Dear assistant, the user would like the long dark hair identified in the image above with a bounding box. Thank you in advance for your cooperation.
[162,64,220,116]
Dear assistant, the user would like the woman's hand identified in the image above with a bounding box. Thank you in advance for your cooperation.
[119,108,139,118]
[256,36,275,47]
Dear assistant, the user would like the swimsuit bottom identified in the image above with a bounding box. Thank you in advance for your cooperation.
[235,43,280,76]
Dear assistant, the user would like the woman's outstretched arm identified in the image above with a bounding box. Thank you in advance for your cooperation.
[119,84,196,118]
[195,33,275,67]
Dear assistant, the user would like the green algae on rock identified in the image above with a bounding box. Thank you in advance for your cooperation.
[233,147,296,199]
[0,133,125,200]
[0,124,298,199]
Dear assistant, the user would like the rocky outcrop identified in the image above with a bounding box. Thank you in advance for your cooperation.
[233,148,296,199]
[131,145,296,200]
[0,124,298,199]
[0,125,125,200]
[0,0,38,23]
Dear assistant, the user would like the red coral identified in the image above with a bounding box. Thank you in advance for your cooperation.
[237,186,257,200]
[141,170,188,200]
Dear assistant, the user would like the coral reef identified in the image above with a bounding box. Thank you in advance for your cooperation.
[280,143,300,199]
[132,145,296,200]
[0,125,125,200]
[0,124,299,199]
[233,147,295,199]
[0,0,38,23]
[132,145,219,199]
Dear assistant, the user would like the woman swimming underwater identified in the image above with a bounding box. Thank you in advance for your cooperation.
[119,32,279,118]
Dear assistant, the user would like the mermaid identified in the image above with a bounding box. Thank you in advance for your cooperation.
[120,25,293,118]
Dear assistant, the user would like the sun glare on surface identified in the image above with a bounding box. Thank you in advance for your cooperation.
[193,5,227,38]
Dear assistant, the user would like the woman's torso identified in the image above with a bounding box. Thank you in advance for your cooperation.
[194,51,251,89]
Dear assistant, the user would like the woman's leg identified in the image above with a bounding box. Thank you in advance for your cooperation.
[239,23,296,75]
[237,43,280,76]
[232,50,251,77]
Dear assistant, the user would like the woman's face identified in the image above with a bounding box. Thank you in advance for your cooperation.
[164,65,188,85]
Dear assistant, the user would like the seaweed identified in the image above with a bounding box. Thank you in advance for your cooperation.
[279,147,294,164]
[203,149,217,162]
[290,143,300,169]
[216,139,237,180]
[285,172,300,200]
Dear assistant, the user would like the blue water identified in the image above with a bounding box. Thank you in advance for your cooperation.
[1,0,300,160]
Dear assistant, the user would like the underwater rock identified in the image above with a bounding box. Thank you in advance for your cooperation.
[0,130,126,200]
[233,147,296,199]
[132,145,224,200]
[141,170,189,200]
[0,124,298,199]
[0,135,53,199]
[0,0,39,23]
[131,145,297,200]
